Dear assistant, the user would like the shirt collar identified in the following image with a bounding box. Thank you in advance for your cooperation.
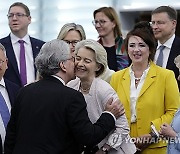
[157,34,175,49]
[129,63,150,79]
[10,33,31,45]
[51,75,65,85]
[0,78,6,88]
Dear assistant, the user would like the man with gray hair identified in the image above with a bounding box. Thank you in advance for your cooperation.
[0,43,20,154]
[4,39,123,154]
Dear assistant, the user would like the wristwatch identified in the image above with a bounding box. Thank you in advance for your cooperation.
[101,146,109,154]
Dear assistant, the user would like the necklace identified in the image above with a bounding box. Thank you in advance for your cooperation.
[135,77,141,84]
[80,86,90,92]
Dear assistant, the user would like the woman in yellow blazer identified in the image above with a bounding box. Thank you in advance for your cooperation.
[110,21,180,154]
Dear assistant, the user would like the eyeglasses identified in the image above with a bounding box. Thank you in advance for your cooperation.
[7,13,28,19]
[92,20,110,26]
[64,40,79,46]
[150,20,171,27]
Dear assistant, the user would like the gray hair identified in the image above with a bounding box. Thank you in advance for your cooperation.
[35,39,70,77]
[75,39,107,77]
[0,43,7,57]
[57,23,86,40]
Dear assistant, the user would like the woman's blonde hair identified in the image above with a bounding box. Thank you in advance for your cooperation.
[57,23,86,40]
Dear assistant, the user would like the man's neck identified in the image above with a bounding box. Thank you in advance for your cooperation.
[12,31,28,39]
[159,32,175,44]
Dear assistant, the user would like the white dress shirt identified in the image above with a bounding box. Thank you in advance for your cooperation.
[0,78,11,146]
[10,33,35,84]
[154,34,175,68]
[130,65,150,123]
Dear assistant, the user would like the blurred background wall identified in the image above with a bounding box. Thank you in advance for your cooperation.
[0,0,179,41]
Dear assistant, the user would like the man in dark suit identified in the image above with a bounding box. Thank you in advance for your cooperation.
[151,6,180,90]
[4,39,123,154]
[0,2,45,87]
[0,43,20,154]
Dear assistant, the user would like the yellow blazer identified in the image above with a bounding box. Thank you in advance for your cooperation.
[110,62,180,148]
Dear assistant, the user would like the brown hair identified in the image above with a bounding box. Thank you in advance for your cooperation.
[8,2,30,16]
[93,7,122,38]
[124,21,156,61]
[151,6,177,20]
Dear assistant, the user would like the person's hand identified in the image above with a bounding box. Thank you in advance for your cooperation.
[160,123,177,138]
[135,134,152,152]
[105,98,124,119]
[114,99,125,116]
[95,144,111,154]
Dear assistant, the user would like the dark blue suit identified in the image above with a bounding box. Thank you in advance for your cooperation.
[166,36,180,90]
[0,78,20,154]
[0,35,45,87]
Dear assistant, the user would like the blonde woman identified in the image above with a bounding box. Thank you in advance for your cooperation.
[57,22,114,83]
[67,39,136,154]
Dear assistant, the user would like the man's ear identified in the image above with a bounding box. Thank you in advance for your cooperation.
[59,62,66,72]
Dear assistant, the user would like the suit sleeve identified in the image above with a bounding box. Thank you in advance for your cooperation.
[66,91,115,147]
[151,71,180,129]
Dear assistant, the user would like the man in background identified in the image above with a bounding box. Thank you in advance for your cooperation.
[151,5,180,89]
[0,43,20,154]
[0,2,45,87]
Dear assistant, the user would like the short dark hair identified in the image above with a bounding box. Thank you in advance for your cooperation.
[8,2,30,16]
[124,21,157,61]
[151,6,177,20]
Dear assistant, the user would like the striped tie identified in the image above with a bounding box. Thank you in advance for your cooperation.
[0,91,10,128]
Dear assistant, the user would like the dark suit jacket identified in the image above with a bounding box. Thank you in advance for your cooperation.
[166,36,180,90]
[4,76,115,154]
[0,78,20,154]
[0,35,45,87]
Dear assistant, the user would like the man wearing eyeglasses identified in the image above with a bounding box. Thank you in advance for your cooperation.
[0,2,45,87]
[151,6,180,90]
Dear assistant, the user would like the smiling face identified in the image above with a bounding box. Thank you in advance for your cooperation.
[8,6,31,37]
[94,12,115,38]
[128,36,150,65]
[75,47,100,82]
[151,12,176,44]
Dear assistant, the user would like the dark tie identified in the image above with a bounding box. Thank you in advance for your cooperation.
[18,40,27,86]
[0,91,10,128]
[156,45,165,67]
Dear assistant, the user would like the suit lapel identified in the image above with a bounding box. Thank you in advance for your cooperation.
[122,69,131,103]
[6,35,20,78]
[30,37,41,59]
[30,37,42,75]
[138,63,156,98]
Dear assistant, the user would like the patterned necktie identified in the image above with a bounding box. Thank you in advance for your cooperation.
[156,45,165,67]
[0,91,10,128]
[18,40,27,86]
